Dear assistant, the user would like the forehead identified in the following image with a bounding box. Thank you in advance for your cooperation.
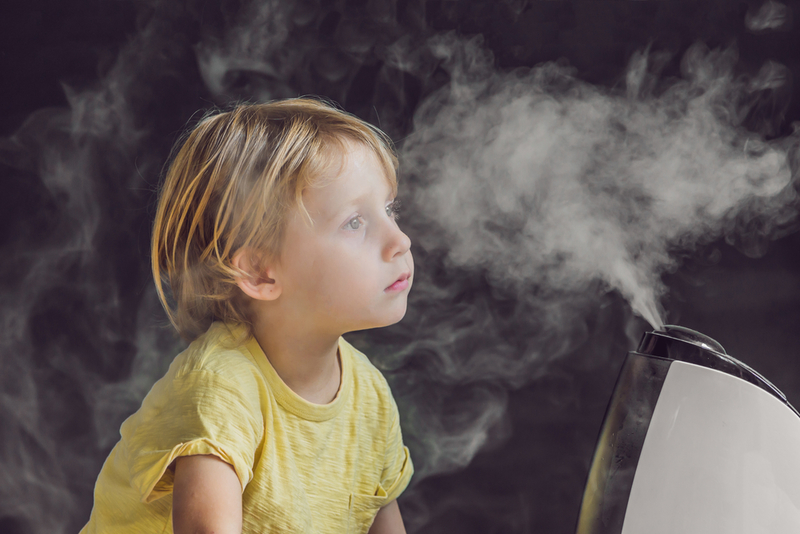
[303,141,395,215]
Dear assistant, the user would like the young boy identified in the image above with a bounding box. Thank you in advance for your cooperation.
[80,99,414,534]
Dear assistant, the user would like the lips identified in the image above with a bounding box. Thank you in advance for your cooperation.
[386,272,411,292]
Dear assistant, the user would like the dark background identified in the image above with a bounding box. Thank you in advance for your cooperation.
[2,1,800,533]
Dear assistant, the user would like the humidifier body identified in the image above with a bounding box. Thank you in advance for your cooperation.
[576,326,800,534]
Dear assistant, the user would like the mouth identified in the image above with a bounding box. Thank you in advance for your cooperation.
[385,272,411,292]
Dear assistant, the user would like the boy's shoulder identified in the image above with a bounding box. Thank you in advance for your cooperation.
[170,322,261,383]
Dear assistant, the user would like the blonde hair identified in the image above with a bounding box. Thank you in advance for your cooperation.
[152,98,398,341]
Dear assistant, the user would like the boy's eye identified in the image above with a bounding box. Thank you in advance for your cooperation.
[386,200,401,220]
[345,217,363,230]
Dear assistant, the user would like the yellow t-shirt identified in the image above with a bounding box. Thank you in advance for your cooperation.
[80,322,413,534]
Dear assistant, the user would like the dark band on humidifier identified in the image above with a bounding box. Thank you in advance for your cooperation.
[639,326,789,405]
[574,348,671,534]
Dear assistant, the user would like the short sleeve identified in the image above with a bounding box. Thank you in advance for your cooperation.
[122,369,263,503]
[379,397,414,502]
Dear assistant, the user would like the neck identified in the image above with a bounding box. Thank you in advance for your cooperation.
[250,312,342,405]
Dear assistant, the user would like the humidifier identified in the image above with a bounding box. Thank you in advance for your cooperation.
[576,325,800,534]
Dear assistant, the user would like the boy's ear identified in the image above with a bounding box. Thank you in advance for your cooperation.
[231,248,282,301]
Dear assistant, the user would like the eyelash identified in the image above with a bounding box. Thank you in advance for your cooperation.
[386,200,401,220]
[343,200,401,231]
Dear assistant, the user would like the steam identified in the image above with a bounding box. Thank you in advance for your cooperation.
[195,0,293,100]
[0,14,184,534]
[746,1,792,32]
[402,37,797,331]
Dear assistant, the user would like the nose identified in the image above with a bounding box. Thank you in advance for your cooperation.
[383,222,412,262]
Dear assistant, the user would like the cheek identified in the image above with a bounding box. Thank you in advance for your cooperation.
[281,243,324,295]
[325,252,371,289]
[305,244,369,295]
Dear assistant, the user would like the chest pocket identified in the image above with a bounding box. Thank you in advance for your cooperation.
[347,484,388,534]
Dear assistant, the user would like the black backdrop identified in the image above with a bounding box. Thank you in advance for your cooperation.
[3,1,800,533]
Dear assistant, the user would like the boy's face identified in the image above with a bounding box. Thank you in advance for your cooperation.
[274,140,413,335]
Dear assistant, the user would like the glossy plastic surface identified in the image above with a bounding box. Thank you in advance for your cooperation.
[621,361,800,534]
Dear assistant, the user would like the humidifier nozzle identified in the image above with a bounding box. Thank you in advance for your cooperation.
[650,325,726,354]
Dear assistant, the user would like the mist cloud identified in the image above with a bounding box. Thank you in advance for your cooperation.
[402,36,798,330]
[746,1,792,32]
[196,0,293,100]
[0,11,186,533]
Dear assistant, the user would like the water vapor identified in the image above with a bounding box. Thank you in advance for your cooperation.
[746,1,792,32]
[0,11,186,533]
[402,37,798,330]
[196,0,293,99]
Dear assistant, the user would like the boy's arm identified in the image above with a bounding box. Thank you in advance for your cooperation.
[173,454,243,534]
[368,500,407,534]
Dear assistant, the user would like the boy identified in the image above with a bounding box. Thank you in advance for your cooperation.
[81,99,414,534]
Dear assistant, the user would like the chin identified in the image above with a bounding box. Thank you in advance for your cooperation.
[386,304,409,326]
[368,303,409,330]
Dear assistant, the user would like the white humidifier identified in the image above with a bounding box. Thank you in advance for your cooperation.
[576,325,800,534]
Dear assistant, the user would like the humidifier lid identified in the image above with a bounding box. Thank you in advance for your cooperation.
[638,324,790,408]
[657,325,726,354]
